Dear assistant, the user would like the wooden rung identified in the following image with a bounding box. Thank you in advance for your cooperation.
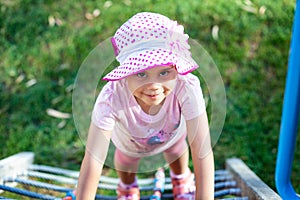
[226,158,281,200]
[0,152,35,181]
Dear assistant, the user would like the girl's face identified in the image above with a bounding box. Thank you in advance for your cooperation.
[126,65,177,114]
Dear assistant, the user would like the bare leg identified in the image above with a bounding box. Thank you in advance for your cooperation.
[114,149,139,184]
[164,148,189,175]
[115,163,137,184]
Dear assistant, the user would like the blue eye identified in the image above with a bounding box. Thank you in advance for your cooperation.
[137,72,147,78]
[160,71,169,76]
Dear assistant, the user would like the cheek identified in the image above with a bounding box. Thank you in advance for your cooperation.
[133,87,143,97]
[127,78,138,93]
[129,83,146,99]
[127,79,146,94]
[164,79,177,91]
[162,82,176,97]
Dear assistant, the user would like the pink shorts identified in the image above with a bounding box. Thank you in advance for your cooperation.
[114,133,188,167]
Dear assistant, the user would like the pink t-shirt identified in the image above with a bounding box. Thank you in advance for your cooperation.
[92,73,206,157]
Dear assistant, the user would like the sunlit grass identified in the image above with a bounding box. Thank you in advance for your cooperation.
[0,0,298,195]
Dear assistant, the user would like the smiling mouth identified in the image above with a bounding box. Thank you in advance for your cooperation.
[145,93,161,99]
[148,94,159,97]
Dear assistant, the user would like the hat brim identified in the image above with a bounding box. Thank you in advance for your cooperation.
[103,48,198,81]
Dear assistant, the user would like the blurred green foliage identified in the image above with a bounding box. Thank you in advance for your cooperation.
[0,0,299,194]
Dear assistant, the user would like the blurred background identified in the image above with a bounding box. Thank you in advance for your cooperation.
[0,0,298,193]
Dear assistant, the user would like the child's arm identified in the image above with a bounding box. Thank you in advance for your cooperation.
[76,122,112,200]
[187,112,215,200]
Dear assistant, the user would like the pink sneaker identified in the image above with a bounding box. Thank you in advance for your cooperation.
[171,169,196,200]
[117,183,140,200]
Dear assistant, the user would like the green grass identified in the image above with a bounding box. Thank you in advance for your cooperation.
[0,0,299,196]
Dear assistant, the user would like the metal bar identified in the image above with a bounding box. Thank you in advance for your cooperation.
[275,0,300,199]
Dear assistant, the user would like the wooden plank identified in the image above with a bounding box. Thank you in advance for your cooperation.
[0,152,34,181]
[226,158,281,200]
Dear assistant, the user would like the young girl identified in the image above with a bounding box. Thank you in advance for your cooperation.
[76,12,214,200]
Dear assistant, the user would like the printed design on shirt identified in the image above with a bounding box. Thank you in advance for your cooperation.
[147,135,164,145]
[131,128,176,146]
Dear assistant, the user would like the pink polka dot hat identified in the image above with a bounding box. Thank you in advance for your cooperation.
[103,12,199,81]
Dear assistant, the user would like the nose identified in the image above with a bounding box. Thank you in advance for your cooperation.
[145,82,162,91]
[143,82,164,95]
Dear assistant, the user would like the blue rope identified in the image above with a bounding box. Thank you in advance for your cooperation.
[0,185,59,200]
[11,178,72,193]
[93,188,245,200]
[214,188,242,197]
[0,164,248,199]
